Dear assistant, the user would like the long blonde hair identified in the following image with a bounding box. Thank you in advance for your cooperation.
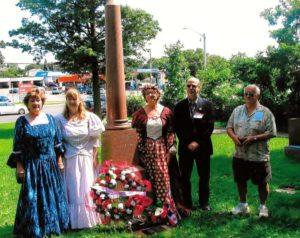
[63,88,86,120]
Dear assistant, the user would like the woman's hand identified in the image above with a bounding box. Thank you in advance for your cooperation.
[57,156,64,172]
[16,162,25,182]
[93,147,99,168]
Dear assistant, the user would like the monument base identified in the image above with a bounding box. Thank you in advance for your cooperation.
[284,145,300,160]
[101,128,140,165]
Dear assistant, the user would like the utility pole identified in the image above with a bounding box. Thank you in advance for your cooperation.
[183,27,207,69]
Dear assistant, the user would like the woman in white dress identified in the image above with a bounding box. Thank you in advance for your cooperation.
[56,88,105,229]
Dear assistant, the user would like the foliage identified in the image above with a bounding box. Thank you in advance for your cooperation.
[2,122,300,237]
[0,40,5,66]
[7,0,160,117]
[162,41,189,109]
[182,49,204,76]
[0,52,4,67]
[126,95,145,117]
[260,0,300,45]
[0,65,24,78]
[24,63,43,72]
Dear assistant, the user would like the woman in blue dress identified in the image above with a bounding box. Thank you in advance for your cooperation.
[11,89,69,238]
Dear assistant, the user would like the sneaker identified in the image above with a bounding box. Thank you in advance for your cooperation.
[231,203,250,215]
[258,205,269,218]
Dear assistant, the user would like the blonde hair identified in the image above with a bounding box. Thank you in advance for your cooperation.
[23,88,46,109]
[63,88,86,120]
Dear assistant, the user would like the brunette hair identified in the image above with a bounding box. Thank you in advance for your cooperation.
[23,88,46,109]
[63,88,86,120]
[141,84,161,100]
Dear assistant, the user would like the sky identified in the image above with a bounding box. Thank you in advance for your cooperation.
[0,0,279,65]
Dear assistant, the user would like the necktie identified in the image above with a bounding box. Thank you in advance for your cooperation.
[190,102,196,118]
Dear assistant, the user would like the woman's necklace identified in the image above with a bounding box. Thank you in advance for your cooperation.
[146,104,162,118]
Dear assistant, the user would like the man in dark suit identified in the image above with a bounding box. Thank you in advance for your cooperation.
[173,77,215,211]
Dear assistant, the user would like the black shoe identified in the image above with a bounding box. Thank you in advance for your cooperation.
[200,205,211,211]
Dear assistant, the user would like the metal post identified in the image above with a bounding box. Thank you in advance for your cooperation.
[203,33,207,69]
[183,28,207,69]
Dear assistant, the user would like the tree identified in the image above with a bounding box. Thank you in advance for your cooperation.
[162,41,189,109]
[0,65,24,78]
[260,0,300,126]
[182,49,204,77]
[0,40,5,67]
[8,0,160,117]
[261,0,300,45]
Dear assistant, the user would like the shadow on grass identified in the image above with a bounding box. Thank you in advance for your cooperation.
[0,225,14,238]
[0,127,14,140]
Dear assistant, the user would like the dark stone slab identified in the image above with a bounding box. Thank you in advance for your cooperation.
[288,118,300,146]
[284,145,300,160]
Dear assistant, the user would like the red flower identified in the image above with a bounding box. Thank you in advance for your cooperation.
[133,205,144,216]
[102,216,111,224]
[161,207,168,219]
[96,198,102,205]
[143,180,152,192]
[141,196,153,207]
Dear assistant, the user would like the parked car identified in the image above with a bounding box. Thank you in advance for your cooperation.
[52,87,62,94]
[84,94,107,116]
[9,88,19,94]
[100,87,106,95]
[0,96,11,102]
[85,87,93,94]
[0,102,27,115]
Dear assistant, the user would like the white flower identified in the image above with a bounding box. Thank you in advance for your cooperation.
[107,204,112,210]
[110,179,116,185]
[126,208,132,214]
[131,173,136,178]
[100,194,106,199]
[105,211,111,217]
[121,170,126,175]
[108,194,114,199]
[120,175,125,181]
[108,170,115,176]
[131,200,136,206]
[136,186,142,191]
[96,190,101,195]
[100,180,106,185]
[132,182,136,186]
[154,208,163,216]
[118,203,124,210]
[112,174,117,179]
[124,184,129,189]
[114,214,120,220]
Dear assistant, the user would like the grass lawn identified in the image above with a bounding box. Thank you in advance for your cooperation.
[0,123,299,238]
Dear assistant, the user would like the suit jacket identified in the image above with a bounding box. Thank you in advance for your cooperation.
[173,97,215,156]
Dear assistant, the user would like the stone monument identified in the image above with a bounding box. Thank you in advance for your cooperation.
[284,118,300,159]
[101,0,139,165]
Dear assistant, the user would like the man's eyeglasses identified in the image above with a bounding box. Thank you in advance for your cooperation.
[186,84,197,88]
[244,92,256,97]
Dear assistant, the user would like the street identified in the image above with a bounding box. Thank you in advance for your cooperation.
[0,104,65,124]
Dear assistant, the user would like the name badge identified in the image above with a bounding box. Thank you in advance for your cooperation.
[254,111,264,121]
[193,111,204,119]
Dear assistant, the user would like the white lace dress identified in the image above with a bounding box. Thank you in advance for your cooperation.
[55,112,105,229]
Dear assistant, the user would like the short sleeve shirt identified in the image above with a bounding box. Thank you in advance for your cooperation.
[226,104,277,161]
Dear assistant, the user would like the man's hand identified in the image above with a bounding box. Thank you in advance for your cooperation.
[242,135,256,145]
[187,141,199,152]
[231,135,243,146]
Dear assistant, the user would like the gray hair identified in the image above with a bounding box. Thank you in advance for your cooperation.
[244,84,260,95]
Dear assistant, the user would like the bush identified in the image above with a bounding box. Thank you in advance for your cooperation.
[126,95,145,117]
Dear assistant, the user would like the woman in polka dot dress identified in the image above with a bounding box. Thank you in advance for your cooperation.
[132,84,186,225]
